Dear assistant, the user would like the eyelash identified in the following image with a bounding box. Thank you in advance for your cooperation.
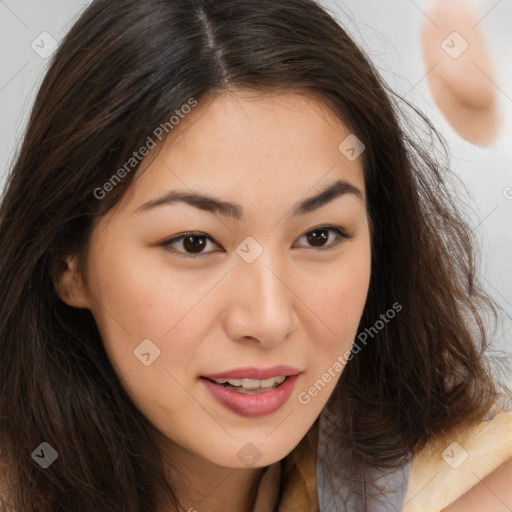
[160,225,352,258]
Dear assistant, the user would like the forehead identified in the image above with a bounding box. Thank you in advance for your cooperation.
[167,88,355,156]
[116,88,367,217]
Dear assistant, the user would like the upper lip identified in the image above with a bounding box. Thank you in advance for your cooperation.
[202,365,302,381]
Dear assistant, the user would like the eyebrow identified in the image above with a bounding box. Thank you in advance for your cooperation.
[132,178,364,219]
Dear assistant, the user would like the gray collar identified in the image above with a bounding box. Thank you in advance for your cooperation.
[316,405,412,511]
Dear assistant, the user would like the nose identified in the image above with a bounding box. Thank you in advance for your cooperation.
[222,248,298,346]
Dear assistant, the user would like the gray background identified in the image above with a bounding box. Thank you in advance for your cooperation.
[1,1,511,375]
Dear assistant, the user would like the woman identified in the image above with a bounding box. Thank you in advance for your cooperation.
[0,1,511,511]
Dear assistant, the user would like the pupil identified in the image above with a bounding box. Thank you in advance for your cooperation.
[183,236,206,253]
[308,229,328,247]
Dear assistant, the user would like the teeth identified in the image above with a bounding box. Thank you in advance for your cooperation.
[214,375,287,388]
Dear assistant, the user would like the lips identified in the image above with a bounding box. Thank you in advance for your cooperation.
[200,365,302,417]
[200,373,300,417]
[201,365,301,381]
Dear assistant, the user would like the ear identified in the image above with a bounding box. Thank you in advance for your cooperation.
[52,253,92,309]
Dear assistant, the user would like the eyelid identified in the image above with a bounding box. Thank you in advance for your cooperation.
[161,225,352,258]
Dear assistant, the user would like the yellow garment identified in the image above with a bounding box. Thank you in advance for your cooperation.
[277,418,319,512]
[402,409,512,511]
[275,410,512,512]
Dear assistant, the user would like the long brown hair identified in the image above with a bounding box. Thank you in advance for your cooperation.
[0,0,509,510]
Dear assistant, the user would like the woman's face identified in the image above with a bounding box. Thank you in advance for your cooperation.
[60,89,372,469]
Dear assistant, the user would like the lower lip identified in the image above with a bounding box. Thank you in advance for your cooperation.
[200,374,299,418]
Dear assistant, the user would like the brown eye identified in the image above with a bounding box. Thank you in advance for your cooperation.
[296,226,350,250]
[306,229,329,247]
[161,225,351,259]
[182,235,208,253]
[161,232,220,257]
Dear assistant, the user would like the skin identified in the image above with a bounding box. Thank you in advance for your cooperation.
[54,89,372,512]
[442,458,512,511]
[421,0,501,146]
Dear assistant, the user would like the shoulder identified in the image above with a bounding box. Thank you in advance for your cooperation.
[402,409,512,512]
[440,456,512,511]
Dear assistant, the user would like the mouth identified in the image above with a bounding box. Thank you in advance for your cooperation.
[199,365,302,417]
[201,375,289,395]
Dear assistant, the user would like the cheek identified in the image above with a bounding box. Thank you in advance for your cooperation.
[309,243,371,351]
[86,240,230,387]
[295,251,370,411]
[85,252,211,424]
[81,244,174,376]
[87,237,213,338]
[297,245,370,405]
